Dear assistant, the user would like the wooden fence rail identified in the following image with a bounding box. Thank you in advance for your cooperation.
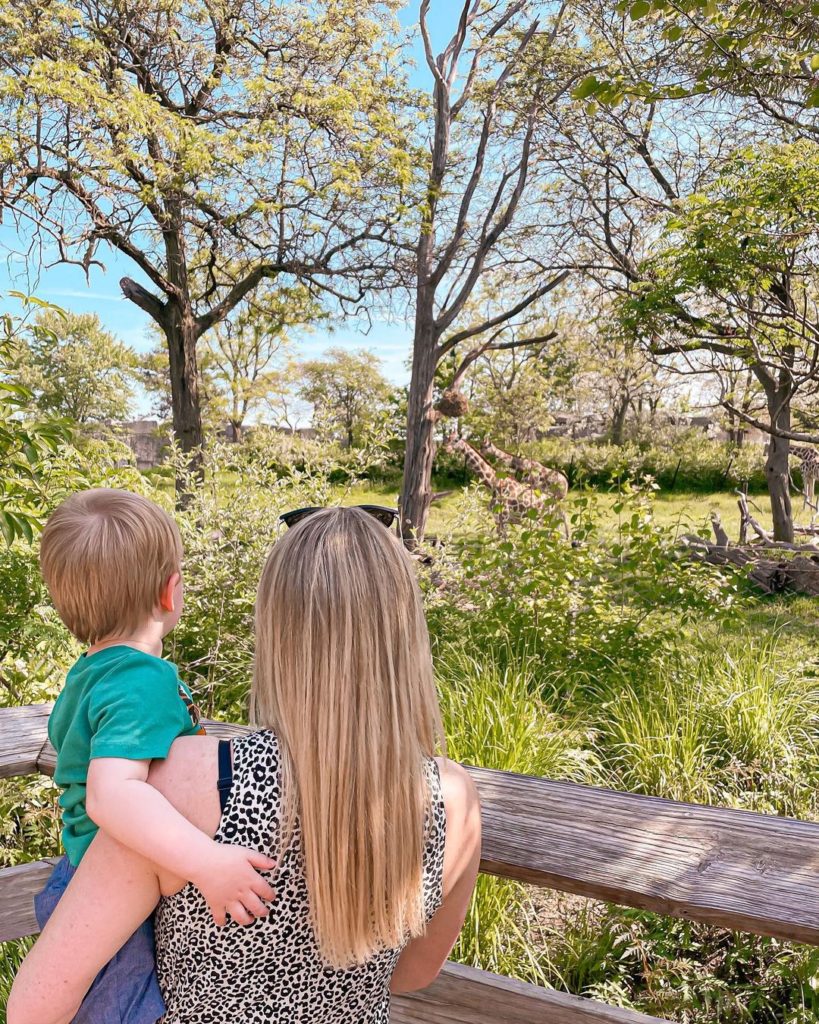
[3,704,819,1024]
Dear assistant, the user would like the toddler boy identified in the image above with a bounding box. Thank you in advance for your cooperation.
[37,488,274,1023]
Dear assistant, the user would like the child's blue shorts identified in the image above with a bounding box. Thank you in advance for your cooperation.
[35,856,166,1024]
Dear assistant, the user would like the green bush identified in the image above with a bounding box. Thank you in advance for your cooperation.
[426,486,738,695]
[525,433,767,493]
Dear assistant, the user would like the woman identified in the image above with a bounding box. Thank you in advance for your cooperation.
[9,507,481,1023]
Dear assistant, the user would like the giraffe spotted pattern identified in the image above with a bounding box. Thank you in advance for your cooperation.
[155,730,446,1023]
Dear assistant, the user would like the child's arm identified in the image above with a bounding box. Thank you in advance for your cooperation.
[86,757,275,926]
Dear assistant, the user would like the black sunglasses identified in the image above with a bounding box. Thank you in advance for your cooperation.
[278,505,399,530]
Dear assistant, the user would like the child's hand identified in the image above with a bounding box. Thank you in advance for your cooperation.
[192,844,276,926]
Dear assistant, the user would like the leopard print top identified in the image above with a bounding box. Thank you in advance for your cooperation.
[154,729,446,1023]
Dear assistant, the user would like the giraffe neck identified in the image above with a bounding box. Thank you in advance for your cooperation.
[457,440,497,488]
[485,440,515,466]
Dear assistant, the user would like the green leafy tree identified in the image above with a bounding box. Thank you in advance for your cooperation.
[463,347,564,445]
[299,348,393,447]
[16,311,136,424]
[204,287,319,440]
[0,296,72,545]
[621,142,819,540]
[0,0,415,491]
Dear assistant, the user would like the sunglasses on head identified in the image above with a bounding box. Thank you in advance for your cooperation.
[278,505,400,530]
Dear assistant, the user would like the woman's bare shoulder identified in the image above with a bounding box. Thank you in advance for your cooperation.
[434,756,481,843]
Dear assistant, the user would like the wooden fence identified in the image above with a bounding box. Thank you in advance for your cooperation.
[3,703,819,1023]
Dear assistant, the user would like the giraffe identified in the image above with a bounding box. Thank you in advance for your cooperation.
[790,445,819,519]
[442,434,566,535]
[479,438,569,502]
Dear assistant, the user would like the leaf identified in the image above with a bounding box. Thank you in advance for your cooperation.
[629,0,652,18]
[807,85,819,109]
[0,512,16,547]
[573,76,601,100]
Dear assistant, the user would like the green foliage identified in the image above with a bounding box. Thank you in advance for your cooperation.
[600,635,819,817]
[428,486,736,686]
[573,0,819,110]
[437,644,596,984]
[0,296,73,545]
[621,141,819,345]
[529,433,767,493]
[298,347,395,448]
[15,310,137,424]
[542,903,819,1022]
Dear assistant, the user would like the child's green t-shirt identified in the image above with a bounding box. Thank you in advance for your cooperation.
[49,645,202,866]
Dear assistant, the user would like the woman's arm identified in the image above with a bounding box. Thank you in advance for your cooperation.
[7,736,224,1024]
[390,757,482,993]
[7,831,163,1024]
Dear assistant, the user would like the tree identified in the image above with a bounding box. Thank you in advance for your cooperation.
[0,295,72,544]
[0,0,414,493]
[16,311,136,424]
[461,337,575,444]
[299,348,392,447]
[400,0,578,544]
[204,286,318,440]
[603,0,819,114]
[620,142,819,540]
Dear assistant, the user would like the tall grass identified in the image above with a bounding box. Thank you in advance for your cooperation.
[598,635,819,818]
[436,644,597,982]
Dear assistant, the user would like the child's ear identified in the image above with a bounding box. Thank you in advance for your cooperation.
[159,572,181,614]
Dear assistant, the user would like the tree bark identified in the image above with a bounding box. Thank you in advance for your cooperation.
[164,301,204,491]
[400,315,439,548]
[762,380,793,543]
[611,395,630,446]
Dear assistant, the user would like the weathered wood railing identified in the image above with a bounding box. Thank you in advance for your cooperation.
[3,704,819,1023]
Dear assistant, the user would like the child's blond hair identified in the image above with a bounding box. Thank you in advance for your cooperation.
[40,489,183,645]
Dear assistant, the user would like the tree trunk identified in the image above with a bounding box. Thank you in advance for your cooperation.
[400,315,439,548]
[162,206,204,499]
[762,383,793,543]
[164,302,204,495]
[611,396,629,446]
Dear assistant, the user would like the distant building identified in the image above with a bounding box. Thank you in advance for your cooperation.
[121,419,169,468]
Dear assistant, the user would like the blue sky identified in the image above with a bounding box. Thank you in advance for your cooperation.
[0,3,461,401]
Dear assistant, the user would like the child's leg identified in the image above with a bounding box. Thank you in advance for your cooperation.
[34,858,165,1024]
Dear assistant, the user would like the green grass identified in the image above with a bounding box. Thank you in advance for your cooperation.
[338,479,809,545]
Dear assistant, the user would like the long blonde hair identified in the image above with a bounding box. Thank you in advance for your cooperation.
[251,508,445,967]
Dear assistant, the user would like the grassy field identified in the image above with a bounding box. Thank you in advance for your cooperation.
[342,478,791,543]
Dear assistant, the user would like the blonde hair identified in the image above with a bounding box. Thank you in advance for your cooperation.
[252,508,444,967]
[40,489,182,645]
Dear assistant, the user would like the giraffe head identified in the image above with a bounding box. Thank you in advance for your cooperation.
[440,432,460,454]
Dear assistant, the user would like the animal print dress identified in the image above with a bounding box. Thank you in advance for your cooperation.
[154,730,447,1023]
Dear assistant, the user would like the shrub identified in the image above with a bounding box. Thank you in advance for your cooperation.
[524,433,767,493]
